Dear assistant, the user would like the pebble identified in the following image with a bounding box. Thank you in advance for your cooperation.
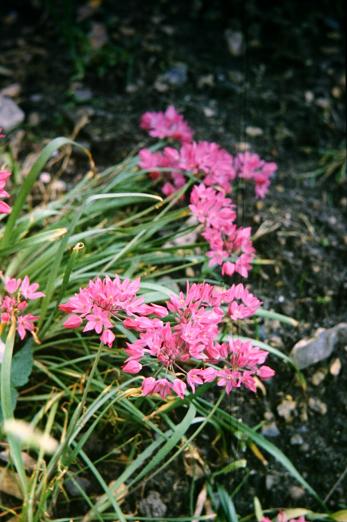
[0,83,21,98]
[289,486,305,500]
[311,369,326,386]
[277,397,297,422]
[0,95,25,130]
[261,422,280,438]
[330,357,342,376]
[139,490,167,517]
[246,126,263,137]
[308,397,328,415]
[65,477,90,497]
[225,29,245,56]
[290,434,304,446]
[290,323,347,369]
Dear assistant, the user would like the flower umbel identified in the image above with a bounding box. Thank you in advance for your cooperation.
[0,276,45,340]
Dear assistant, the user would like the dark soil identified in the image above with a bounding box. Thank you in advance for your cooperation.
[0,0,346,517]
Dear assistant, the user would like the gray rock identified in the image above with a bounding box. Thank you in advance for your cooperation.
[261,422,280,438]
[290,434,304,446]
[0,95,25,130]
[290,323,347,369]
[161,63,188,86]
[225,30,245,56]
[65,477,91,497]
[139,490,167,517]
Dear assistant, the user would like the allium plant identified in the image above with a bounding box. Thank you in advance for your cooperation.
[61,277,274,399]
[0,276,45,341]
[138,106,277,278]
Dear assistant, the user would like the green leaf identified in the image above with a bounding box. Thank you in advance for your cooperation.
[11,342,33,388]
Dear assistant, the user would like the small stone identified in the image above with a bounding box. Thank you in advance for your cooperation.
[246,126,263,137]
[311,369,326,386]
[289,486,305,500]
[290,434,304,446]
[0,83,21,98]
[0,95,25,130]
[154,79,169,92]
[72,86,93,103]
[203,107,216,118]
[277,397,296,422]
[290,323,347,369]
[197,74,214,88]
[308,397,327,415]
[305,90,314,103]
[225,29,245,56]
[269,335,283,348]
[161,63,188,86]
[139,490,167,517]
[316,97,330,109]
[330,357,342,376]
[89,22,108,50]
[234,142,251,152]
[261,422,280,438]
[332,86,342,98]
[266,474,278,490]
[65,477,90,497]
[28,112,40,126]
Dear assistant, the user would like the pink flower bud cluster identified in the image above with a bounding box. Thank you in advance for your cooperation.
[60,276,274,399]
[190,183,255,277]
[0,276,45,340]
[262,513,306,522]
[140,105,194,144]
[0,170,11,215]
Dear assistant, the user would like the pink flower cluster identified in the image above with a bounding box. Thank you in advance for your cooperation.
[190,184,255,277]
[262,513,306,522]
[139,106,277,199]
[139,141,236,196]
[122,281,272,398]
[235,151,278,199]
[0,276,45,340]
[139,106,277,280]
[60,276,274,399]
[59,276,168,348]
[0,170,11,215]
[140,105,193,144]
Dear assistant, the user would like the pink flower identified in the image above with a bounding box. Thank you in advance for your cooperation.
[5,278,22,294]
[17,314,38,340]
[20,276,45,300]
[142,377,157,396]
[100,328,115,347]
[223,283,261,320]
[180,141,236,193]
[140,106,193,143]
[122,359,142,374]
[172,378,187,398]
[0,170,11,214]
[84,307,113,334]
[63,314,83,329]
